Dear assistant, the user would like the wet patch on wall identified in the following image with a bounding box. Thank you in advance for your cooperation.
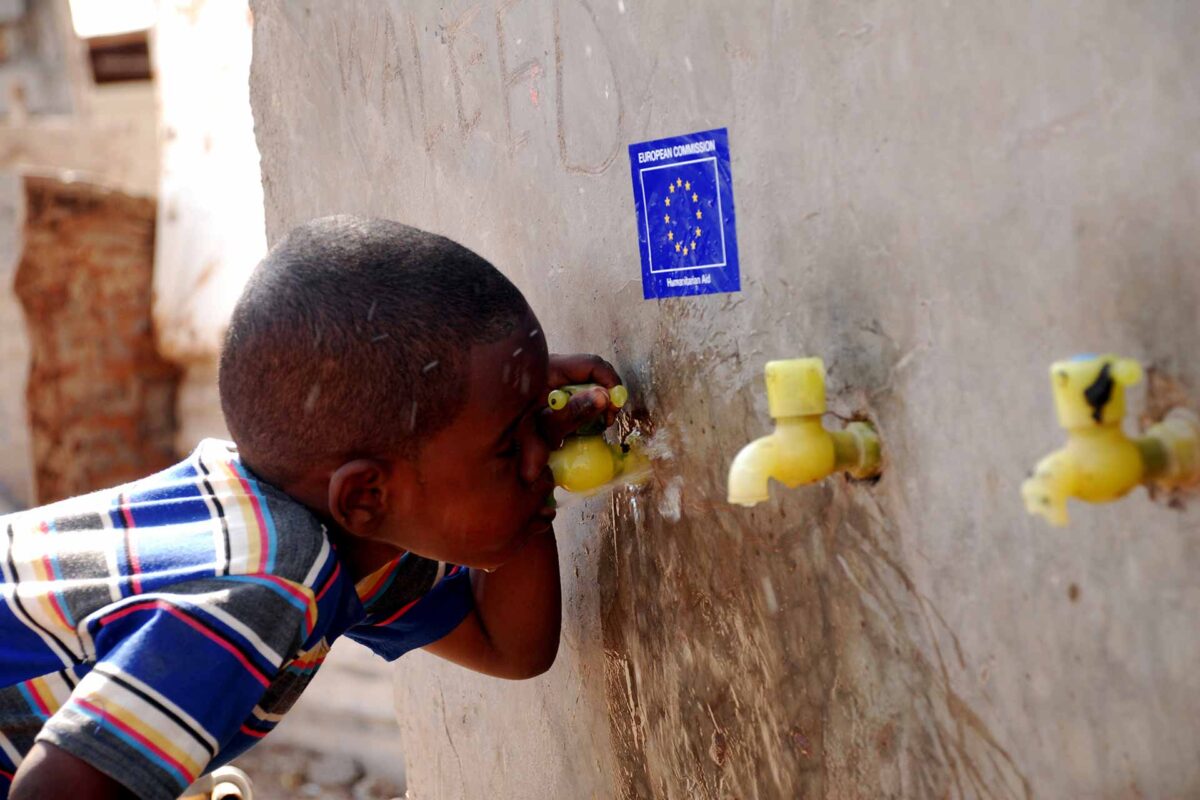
[596,320,1029,798]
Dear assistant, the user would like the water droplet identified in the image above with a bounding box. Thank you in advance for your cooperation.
[761,577,779,614]
[303,384,321,414]
[423,360,439,373]
[513,347,523,357]
[657,477,682,522]
[366,299,377,322]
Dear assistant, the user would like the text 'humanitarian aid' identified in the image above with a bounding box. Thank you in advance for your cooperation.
[628,128,740,299]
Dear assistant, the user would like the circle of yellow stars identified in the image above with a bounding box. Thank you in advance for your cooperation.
[662,176,704,258]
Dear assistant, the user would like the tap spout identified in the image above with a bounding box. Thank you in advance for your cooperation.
[728,435,777,507]
[1021,448,1075,527]
[727,417,882,507]
[727,358,884,507]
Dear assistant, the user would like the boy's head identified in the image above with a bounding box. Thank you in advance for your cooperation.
[219,216,554,569]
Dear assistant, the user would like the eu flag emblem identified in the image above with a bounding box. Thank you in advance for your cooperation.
[629,128,740,299]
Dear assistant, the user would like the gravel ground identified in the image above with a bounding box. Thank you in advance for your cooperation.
[229,741,404,800]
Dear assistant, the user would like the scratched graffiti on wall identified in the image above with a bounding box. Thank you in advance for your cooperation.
[315,0,623,175]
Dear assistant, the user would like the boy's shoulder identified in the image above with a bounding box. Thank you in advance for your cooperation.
[5,439,333,590]
[190,438,333,586]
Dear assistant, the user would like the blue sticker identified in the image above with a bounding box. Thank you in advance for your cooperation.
[628,127,740,300]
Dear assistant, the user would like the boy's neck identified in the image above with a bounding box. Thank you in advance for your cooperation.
[330,531,407,583]
[271,472,405,582]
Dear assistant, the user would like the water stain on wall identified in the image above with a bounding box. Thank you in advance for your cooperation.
[596,299,1029,798]
[599,476,1032,799]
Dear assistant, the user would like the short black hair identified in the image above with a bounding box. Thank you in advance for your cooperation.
[219,215,530,485]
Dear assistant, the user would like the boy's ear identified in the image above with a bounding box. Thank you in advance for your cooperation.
[328,459,394,538]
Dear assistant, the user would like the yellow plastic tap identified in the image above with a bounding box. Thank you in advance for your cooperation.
[728,358,882,507]
[1021,354,1200,526]
[548,384,628,412]
[546,384,648,494]
[180,767,254,800]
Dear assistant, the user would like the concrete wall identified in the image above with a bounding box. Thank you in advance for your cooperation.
[0,0,158,199]
[15,175,178,504]
[0,171,28,512]
[0,0,159,512]
[0,0,80,118]
[0,80,159,197]
[247,1,1200,797]
[152,0,265,452]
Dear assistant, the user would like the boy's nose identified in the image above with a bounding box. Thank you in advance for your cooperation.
[532,465,556,498]
[519,426,550,485]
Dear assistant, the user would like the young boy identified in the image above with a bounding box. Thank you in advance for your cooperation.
[0,216,622,800]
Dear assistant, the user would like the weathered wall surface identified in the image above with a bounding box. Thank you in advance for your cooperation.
[0,172,29,512]
[248,2,1200,797]
[15,176,178,504]
[0,0,79,118]
[0,0,158,201]
[0,0,159,511]
[152,0,265,452]
[0,81,159,198]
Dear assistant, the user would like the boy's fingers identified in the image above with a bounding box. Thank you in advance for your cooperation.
[540,387,609,445]
[547,354,622,390]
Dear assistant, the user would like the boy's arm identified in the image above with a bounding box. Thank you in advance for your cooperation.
[424,353,618,678]
[11,742,135,800]
[422,528,561,679]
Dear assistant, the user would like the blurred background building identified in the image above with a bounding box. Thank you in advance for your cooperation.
[0,2,403,797]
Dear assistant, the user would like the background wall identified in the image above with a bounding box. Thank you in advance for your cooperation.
[152,0,265,452]
[247,1,1200,797]
[15,175,177,504]
[0,0,158,513]
[0,170,27,511]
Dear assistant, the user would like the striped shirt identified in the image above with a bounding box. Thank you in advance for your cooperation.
[0,439,473,800]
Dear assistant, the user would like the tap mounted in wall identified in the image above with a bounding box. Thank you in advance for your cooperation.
[181,767,254,800]
[727,358,882,507]
[1021,354,1200,526]
[547,384,649,494]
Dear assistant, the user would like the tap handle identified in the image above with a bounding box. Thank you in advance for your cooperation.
[1049,354,1142,428]
[547,384,628,411]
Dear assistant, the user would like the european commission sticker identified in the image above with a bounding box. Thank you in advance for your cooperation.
[629,127,740,300]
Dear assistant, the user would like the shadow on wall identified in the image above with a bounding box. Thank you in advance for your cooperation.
[14,174,180,504]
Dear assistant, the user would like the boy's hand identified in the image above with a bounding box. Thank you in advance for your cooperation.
[539,353,624,446]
